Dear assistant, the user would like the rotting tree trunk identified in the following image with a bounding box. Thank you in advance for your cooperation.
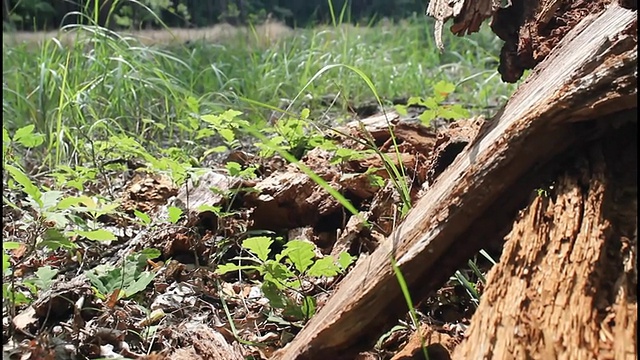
[453,121,637,360]
[272,4,636,359]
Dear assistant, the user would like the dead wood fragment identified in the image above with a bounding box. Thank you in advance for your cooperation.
[425,117,485,188]
[121,172,178,214]
[387,121,438,155]
[491,0,614,82]
[271,5,637,359]
[391,323,457,360]
[166,323,245,360]
[243,150,344,230]
[426,0,504,51]
[173,170,242,214]
[453,122,637,359]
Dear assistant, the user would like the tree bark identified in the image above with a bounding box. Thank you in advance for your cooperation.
[453,120,637,360]
[272,4,636,359]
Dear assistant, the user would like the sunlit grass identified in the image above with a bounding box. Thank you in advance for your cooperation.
[3,15,516,167]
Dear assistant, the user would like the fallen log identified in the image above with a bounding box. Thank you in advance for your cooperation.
[272,4,636,359]
[452,117,637,360]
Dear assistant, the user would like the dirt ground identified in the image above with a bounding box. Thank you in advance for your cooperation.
[2,21,294,47]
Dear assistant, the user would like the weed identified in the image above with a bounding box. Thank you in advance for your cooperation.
[216,236,355,323]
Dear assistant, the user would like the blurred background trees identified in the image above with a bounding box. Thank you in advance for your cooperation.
[3,0,428,31]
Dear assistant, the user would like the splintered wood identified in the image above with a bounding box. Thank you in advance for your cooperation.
[272,4,637,359]
[426,0,504,51]
[454,121,637,359]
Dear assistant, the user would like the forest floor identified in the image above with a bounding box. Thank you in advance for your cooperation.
[2,17,515,360]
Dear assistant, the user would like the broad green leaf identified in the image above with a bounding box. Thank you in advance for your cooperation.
[134,210,151,225]
[300,295,316,318]
[423,97,439,110]
[242,236,273,262]
[405,96,423,106]
[13,125,34,142]
[218,128,235,143]
[394,104,408,116]
[214,263,260,275]
[262,280,286,309]
[196,204,221,215]
[167,206,183,224]
[93,201,120,217]
[27,266,58,292]
[263,261,294,288]
[124,271,156,297]
[76,195,97,209]
[3,242,21,250]
[75,229,117,241]
[438,104,469,120]
[201,114,222,126]
[41,191,63,211]
[282,240,315,274]
[282,299,307,320]
[5,164,42,207]
[139,248,161,260]
[42,211,70,228]
[56,196,87,210]
[433,80,456,96]
[15,132,45,148]
[186,96,199,113]
[300,108,310,120]
[3,127,10,143]
[38,228,77,250]
[196,128,216,140]
[208,145,229,154]
[2,253,10,275]
[337,251,356,271]
[220,109,242,122]
[418,109,437,126]
[307,256,341,277]
[225,161,242,176]
[3,285,30,306]
[85,267,113,297]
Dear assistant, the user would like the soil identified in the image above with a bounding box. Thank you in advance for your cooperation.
[2,21,294,47]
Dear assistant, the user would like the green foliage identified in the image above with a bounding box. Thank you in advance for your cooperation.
[395,80,470,127]
[23,266,59,295]
[86,249,161,300]
[259,109,332,159]
[167,206,183,224]
[1,5,514,348]
[216,236,355,322]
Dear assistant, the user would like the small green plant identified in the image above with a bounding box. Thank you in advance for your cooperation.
[395,80,470,127]
[216,236,355,322]
[86,249,161,301]
[259,108,333,159]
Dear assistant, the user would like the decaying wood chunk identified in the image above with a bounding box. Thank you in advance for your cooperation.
[426,0,505,52]
[272,5,636,359]
[424,117,485,188]
[243,149,344,231]
[490,0,634,83]
[167,322,246,360]
[390,323,458,360]
[453,122,637,359]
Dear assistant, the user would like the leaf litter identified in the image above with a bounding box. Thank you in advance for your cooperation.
[3,105,496,359]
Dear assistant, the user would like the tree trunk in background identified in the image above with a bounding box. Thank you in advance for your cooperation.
[453,119,637,359]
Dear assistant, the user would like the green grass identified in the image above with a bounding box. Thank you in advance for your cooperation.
[3,15,515,168]
[3,14,516,357]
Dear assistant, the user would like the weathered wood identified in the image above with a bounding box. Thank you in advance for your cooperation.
[453,121,637,359]
[426,0,502,51]
[272,4,636,359]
